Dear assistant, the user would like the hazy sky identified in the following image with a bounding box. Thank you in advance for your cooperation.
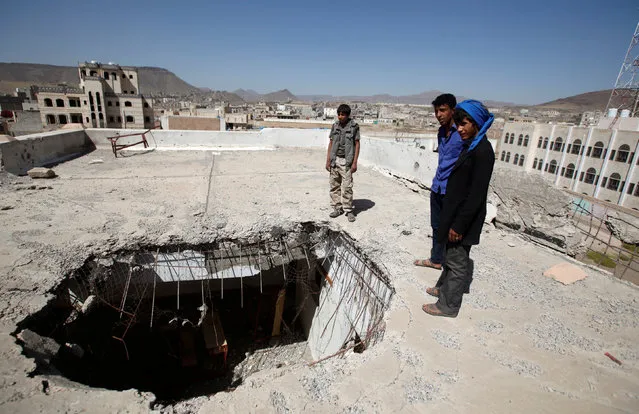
[1,0,637,104]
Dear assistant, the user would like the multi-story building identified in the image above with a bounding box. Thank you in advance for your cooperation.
[34,62,154,130]
[499,120,639,210]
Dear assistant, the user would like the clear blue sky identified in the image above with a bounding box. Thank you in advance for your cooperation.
[1,0,637,104]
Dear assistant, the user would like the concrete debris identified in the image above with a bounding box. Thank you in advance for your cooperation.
[489,168,583,255]
[88,159,104,165]
[1,205,14,210]
[484,202,497,224]
[508,242,516,247]
[605,211,639,245]
[543,262,587,285]
[27,167,56,179]
[16,329,61,365]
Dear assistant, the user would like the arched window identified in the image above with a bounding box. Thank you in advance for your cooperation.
[608,173,622,191]
[96,92,101,106]
[519,155,525,166]
[523,135,529,147]
[500,151,505,161]
[538,160,543,171]
[44,98,53,107]
[584,168,597,184]
[124,101,132,107]
[509,135,515,144]
[592,142,604,158]
[571,139,582,155]
[514,154,519,164]
[533,158,538,169]
[553,137,563,151]
[506,152,511,163]
[565,163,575,179]
[126,115,134,122]
[616,144,631,163]
[543,137,549,149]
[548,160,558,174]
[99,113,104,120]
[517,134,523,146]
[46,114,56,124]
[504,133,509,143]
[55,98,64,107]
[537,137,543,148]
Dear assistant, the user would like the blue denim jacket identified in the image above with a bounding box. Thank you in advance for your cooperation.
[431,124,464,194]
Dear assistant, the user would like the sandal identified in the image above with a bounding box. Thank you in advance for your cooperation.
[422,303,458,318]
[414,259,442,270]
[426,287,440,298]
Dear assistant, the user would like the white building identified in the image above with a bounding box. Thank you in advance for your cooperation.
[499,120,639,210]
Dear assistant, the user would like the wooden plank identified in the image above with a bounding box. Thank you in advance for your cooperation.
[271,288,286,337]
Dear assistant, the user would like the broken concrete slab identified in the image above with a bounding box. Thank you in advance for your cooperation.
[88,159,104,165]
[27,167,56,179]
[605,211,639,245]
[543,262,587,285]
[16,329,61,364]
[489,168,583,255]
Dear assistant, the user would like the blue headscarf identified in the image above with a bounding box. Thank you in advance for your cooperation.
[455,100,494,152]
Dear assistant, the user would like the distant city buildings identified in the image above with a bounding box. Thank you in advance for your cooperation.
[33,62,154,130]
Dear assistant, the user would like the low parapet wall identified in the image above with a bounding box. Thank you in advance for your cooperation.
[84,128,441,188]
[0,129,94,175]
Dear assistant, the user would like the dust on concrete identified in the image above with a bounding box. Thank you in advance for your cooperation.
[0,148,638,413]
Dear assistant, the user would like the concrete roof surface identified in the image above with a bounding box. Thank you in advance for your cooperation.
[0,148,637,413]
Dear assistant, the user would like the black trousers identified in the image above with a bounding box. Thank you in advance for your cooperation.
[435,243,474,314]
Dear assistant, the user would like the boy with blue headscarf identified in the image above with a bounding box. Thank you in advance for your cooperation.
[422,100,495,318]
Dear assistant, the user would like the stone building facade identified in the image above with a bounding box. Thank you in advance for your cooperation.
[34,62,154,130]
[499,121,639,210]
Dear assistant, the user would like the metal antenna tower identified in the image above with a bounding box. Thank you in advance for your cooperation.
[606,22,639,117]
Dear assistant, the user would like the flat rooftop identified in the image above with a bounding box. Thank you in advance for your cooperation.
[0,143,637,413]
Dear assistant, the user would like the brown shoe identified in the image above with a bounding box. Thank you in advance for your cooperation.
[422,303,458,318]
[425,287,440,298]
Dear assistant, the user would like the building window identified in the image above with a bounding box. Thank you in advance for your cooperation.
[509,135,515,144]
[565,163,575,179]
[538,161,543,171]
[537,137,543,148]
[81,70,86,76]
[104,72,109,80]
[116,102,120,107]
[616,144,630,163]
[90,70,97,76]
[533,158,538,169]
[85,117,89,123]
[43,98,53,107]
[548,160,558,174]
[46,114,56,124]
[112,72,117,80]
[109,116,114,122]
[130,91,135,94]
[58,114,67,124]
[129,74,133,79]
[126,115,134,123]
[108,101,112,107]
[592,142,604,158]
[84,100,87,105]
[70,114,82,123]
[505,152,511,163]
[571,139,581,155]
[608,173,621,191]
[118,116,122,122]
[513,154,519,165]
[553,137,563,151]
[519,155,525,166]
[55,98,64,107]
[543,137,549,149]
[523,135,529,147]
[504,133,510,143]
[601,177,608,188]
[584,168,596,184]
[517,134,523,146]
[501,151,505,161]
[629,183,636,195]
[125,101,132,107]
[145,116,150,123]
[123,90,127,94]
[144,102,149,108]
